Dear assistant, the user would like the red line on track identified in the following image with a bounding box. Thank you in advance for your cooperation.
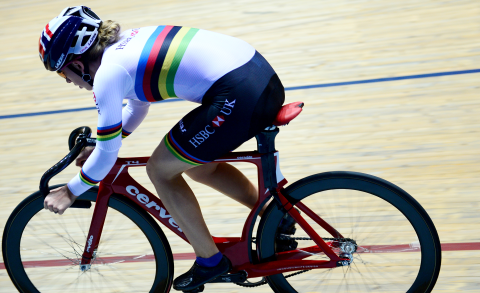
[1,242,479,270]
[441,242,480,251]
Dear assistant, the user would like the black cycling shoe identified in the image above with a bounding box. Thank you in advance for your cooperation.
[173,255,231,292]
[276,210,299,252]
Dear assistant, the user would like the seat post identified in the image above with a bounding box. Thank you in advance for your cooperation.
[255,126,280,191]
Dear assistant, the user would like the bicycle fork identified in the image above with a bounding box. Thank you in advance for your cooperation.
[79,183,113,271]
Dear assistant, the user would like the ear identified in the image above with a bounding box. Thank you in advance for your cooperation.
[70,60,85,74]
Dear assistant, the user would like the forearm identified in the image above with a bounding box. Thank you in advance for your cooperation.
[67,147,119,196]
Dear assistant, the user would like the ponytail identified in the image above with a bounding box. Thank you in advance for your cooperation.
[83,20,121,62]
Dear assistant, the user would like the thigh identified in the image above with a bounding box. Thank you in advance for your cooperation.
[164,51,285,165]
[148,138,197,179]
[184,163,219,181]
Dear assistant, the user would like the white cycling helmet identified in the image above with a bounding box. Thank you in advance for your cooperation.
[39,6,102,72]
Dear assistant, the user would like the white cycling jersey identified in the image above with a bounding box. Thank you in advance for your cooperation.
[68,26,255,195]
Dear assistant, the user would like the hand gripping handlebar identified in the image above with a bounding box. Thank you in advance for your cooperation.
[39,126,97,197]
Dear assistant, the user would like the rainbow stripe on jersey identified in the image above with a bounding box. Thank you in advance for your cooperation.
[97,122,122,141]
[135,26,199,102]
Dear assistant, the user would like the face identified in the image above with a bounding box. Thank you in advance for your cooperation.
[57,61,93,91]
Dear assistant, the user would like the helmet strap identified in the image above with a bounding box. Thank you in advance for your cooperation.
[80,56,94,87]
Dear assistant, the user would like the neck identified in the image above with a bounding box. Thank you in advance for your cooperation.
[87,55,103,79]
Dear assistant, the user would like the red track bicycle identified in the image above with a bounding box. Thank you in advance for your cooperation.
[2,102,441,292]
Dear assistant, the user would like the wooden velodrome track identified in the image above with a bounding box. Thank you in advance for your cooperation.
[1,0,479,291]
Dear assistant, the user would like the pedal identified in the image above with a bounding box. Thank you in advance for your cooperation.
[183,284,204,293]
[210,271,247,283]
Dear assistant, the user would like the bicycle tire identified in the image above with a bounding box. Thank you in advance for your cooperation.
[257,171,441,293]
[2,185,174,293]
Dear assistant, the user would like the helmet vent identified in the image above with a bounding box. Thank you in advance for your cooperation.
[81,36,89,46]
[72,35,79,47]
[40,5,102,71]
[83,7,101,21]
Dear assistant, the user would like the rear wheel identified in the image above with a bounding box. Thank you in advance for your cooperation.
[2,185,173,293]
[257,172,441,293]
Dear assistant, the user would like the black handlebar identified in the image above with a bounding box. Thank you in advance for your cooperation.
[39,126,97,197]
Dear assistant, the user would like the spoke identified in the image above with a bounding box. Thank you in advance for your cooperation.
[19,204,158,292]
[269,187,424,292]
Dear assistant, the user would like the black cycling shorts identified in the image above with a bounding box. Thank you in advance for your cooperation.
[164,51,285,165]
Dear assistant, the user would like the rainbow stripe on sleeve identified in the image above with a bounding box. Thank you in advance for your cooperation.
[122,129,132,139]
[135,26,199,102]
[97,122,122,141]
[79,169,100,186]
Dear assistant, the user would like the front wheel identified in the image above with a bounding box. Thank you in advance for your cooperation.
[2,185,174,293]
[257,171,441,293]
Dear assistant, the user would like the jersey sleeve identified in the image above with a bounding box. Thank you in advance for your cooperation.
[122,99,151,139]
[67,64,133,196]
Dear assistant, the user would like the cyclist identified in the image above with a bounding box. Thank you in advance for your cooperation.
[40,6,285,291]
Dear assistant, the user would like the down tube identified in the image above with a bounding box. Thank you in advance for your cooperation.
[109,164,189,242]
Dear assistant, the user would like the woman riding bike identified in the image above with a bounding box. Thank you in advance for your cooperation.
[39,6,285,292]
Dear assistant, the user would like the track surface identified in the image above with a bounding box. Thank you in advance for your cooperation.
[1,0,479,291]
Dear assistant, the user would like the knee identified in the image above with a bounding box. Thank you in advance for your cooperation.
[146,150,172,180]
[147,140,194,183]
[147,159,177,185]
[146,151,186,183]
[146,159,159,181]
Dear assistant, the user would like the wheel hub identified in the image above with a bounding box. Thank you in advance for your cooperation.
[79,249,97,272]
[340,241,356,254]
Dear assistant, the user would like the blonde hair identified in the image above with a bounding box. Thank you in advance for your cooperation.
[83,20,121,62]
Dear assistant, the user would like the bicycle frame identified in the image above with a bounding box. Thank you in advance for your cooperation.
[79,150,346,278]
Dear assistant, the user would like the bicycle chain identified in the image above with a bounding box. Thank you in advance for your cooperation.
[236,237,355,287]
[235,278,267,288]
[235,270,311,288]
[278,235,357,243]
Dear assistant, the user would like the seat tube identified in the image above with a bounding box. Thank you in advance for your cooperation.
[255,127,280,191]
[80,182,113,271]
